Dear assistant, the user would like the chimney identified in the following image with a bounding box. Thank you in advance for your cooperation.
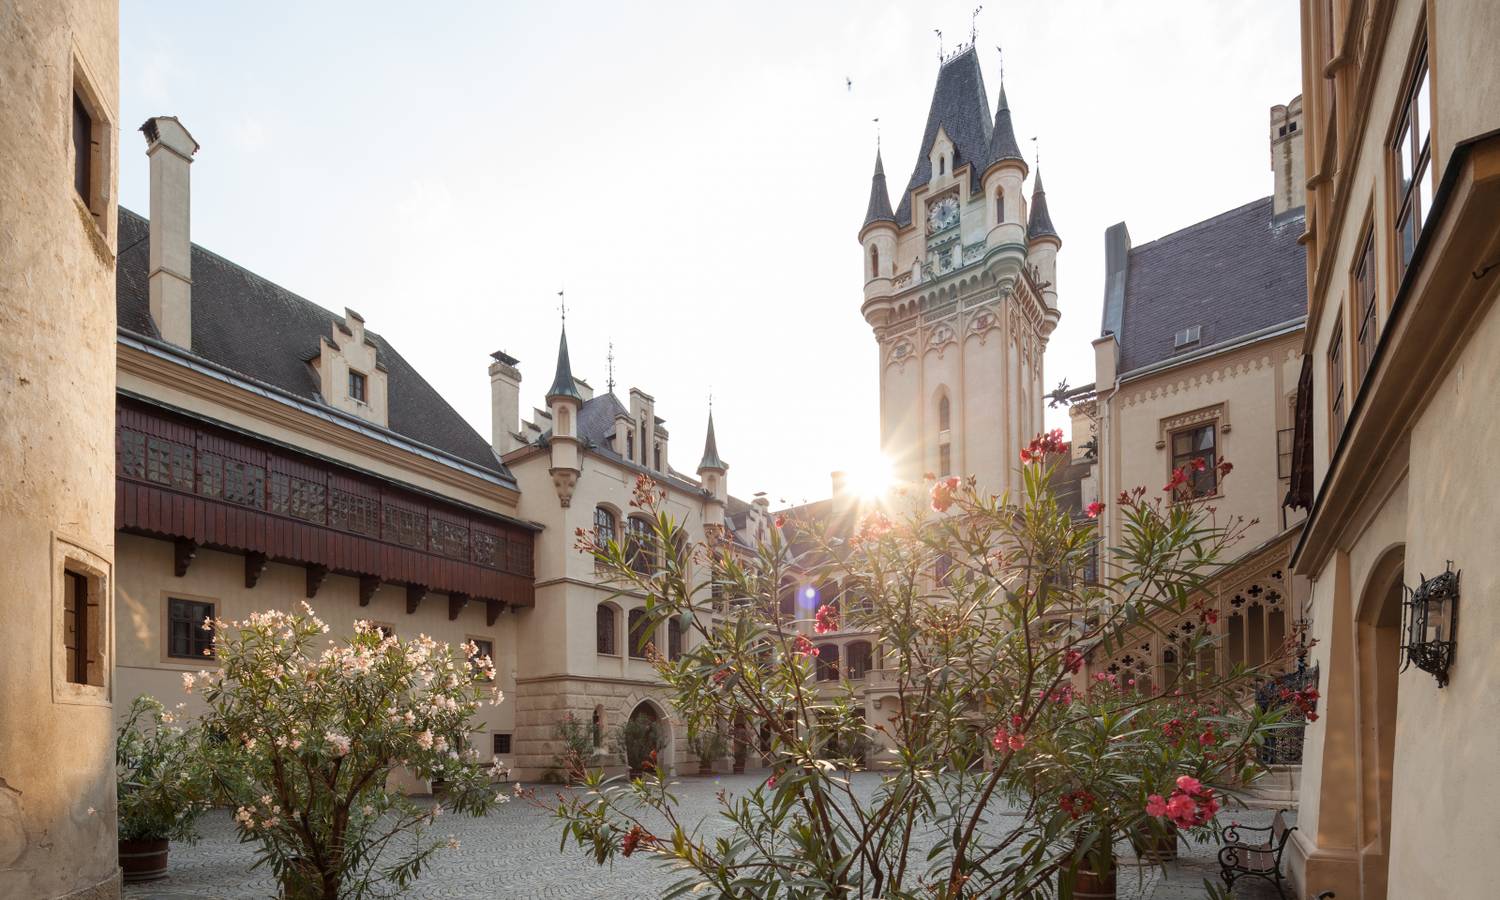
[1100,222,1131,338]
[1270,96,1306,215]
[140,117,199,349]
[488,350,522,454]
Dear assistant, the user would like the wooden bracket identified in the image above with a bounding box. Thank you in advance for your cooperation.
[306,564,330,599]
[359,575,380,607]
[174,539,198,578]
[245,552,269,589]
[486,599,503,627]
[406,584,426,615]
[448,592,470,622]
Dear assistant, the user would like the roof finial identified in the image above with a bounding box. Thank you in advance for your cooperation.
[934,28,943,61]
[873,116,880,149]
[1031,135,1040,168]
[557,288,566,324]
[996,44,1003,81]
[606,340,615,395]
[970,5,982,44]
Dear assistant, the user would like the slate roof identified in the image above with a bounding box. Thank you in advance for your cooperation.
[1027,169,1059,241]
[986,84,1026,171]
[1112,197,1307,374]
[698,412,727,471]
[546,327,583,401]
[862,151,895,229]
[894,46,994,228]
[115,207,512,482]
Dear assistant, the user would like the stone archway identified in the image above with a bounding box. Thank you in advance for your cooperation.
[626,699,673,776]
[1354,547,1404,900]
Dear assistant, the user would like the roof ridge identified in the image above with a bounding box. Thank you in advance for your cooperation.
[1128,196,1285,254]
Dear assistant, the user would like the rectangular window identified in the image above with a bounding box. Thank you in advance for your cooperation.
[1394,43,1433,277]
[1277,427,1295,480]
[628,608,650,659]
[492,733,512,755]
[938,443,952,478]
[1354,229,1378,383]
[349,370,367,403]
[469,638,495,682]
[72,92,92,203]
[63,569,98,684]
[596,605,617,655]
[1170,423,1218,497]
[168,597,216,660]
[1329,316,1347,438]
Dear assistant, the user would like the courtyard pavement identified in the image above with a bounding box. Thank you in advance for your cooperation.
[124,774,1289,899]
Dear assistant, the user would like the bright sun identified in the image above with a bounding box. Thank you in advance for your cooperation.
[845,451,895,499]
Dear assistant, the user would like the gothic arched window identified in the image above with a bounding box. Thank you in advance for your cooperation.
[938,156,946,175]
[938,395,951,432]
[870,245,880,278]
[816,643,840,681]
[996,187,1005,223]
[594,506,617,547]
[627,516,654,574]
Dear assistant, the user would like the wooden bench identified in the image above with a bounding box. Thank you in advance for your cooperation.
[1218,809,1297,899]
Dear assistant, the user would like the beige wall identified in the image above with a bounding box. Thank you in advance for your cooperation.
[1097,330,1305,558]
[114,533,519,778]
[0,1,122,897]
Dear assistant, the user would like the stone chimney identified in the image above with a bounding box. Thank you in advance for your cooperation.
[489,350,521,454]
[140,116,198,349]
[1270,96,1306,215]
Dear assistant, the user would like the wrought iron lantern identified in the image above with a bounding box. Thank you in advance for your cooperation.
[1401,562,1460,687]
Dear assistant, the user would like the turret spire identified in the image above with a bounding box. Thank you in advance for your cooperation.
[985,82,1026,172]
[698,410,728,472]
[1027,168,1059,241]
[546,325,582,402]
[862,150,895,228]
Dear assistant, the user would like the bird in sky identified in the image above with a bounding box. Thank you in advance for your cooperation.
[846,76,852,91]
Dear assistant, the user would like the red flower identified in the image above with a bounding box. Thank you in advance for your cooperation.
[1164,468,1188,493]
[1060,790,1095,820]
[814,603,839,635]
[1201,609,1219,625]
[1085,501,1105,519]
[1190,457,1207,472]
[1217,458,1234,476]
[621,824,653,857]
[1145,794,1168,817]
[794,634,818,658]
[930,476,962,512]
[1064,649,1084,674]
[773,514,786,528]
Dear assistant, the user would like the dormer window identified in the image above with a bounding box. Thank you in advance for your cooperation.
[348,369,367,403]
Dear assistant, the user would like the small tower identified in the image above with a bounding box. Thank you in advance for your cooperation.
[859,150,898,325]
[981,84,1030,291]
[697,410,729,535]
[1026,168,1062,330]
[546,325,583,507]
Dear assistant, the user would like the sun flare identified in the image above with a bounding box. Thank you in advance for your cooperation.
[844,452,895,500]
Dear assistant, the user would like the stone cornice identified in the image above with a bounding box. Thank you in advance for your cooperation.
[1118,335,1301,409]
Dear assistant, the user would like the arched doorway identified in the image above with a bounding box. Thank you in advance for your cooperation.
[1355,548,1404,900]
[625,700,672,776]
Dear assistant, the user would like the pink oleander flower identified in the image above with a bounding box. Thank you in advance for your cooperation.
[1064,649,1084,674]
[1175,775,1204,796]
[930,476,962,512]
[1086,501,1105,518]
[814,603,839,634]
[1146,794,1168,817]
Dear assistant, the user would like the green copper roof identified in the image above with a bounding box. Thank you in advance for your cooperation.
[698,411,727,471]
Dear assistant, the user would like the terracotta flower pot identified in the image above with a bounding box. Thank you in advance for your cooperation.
[1130,825,1179,862]
[118,838,169,883]
[1063,863,1117,900]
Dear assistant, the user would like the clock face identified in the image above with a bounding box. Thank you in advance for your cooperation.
[927,196,960,234]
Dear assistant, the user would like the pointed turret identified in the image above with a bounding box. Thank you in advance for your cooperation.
[1027,168,1059,241]
[862,151,895,228]
[698,412,728,472]
[546,326,583,402]
[984,84,1027,175]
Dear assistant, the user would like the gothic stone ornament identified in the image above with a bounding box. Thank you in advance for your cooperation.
[889,339,915,367]
[928,323,956,353]
[550,468,579,507]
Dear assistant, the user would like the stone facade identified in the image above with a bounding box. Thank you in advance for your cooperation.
[1287,1,1500,898]
[0,1,122,897]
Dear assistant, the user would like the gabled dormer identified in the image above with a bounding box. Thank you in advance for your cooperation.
[928,126,957,186]
[314,308,388,426]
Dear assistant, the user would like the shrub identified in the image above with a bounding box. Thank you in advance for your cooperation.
[115,694,213,843]
[554,712,597,782]
[193,604,508,899]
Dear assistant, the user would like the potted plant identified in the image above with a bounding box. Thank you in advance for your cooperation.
[115,694,211,882]
[611,717,662,778]
[687,726,727,775]
[195,605,508,900]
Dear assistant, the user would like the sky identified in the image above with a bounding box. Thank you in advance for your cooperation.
[119,1,1302,506]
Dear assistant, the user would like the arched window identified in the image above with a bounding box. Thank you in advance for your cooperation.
[938,395,951,432]
[594,506,617,546]
[815,643,840,681]
[628,608,651,659]
[938,156,946,175]
[591,705,606,748]
[846,641,873,680]
[995,187,1005,223]
[596,604,617,655]
[668,618,683,661]
[870,245,880,278]
[627,516,654,574]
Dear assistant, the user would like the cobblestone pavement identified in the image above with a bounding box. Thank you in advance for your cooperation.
[124,774,1290,899]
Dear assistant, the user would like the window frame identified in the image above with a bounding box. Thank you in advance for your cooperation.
[467,636,496,682]
[1391,37,1434,279]
[1168,422,1219,499]
[167,596,217,661]
[595,603,618,656]
[667,617,683,661]
[627,608,652,659]
[1328,313,1347,440]
[626,515,654,575]
[1353,226,1378,385]
[348,369,368,404]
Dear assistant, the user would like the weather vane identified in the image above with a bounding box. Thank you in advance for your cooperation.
[934,28,943,60]
[873,116,881,149]
[1031,135,1040,168]
[970,6,983,44]
[557,288,566,324]
[606,340,615,395]
[996,44,1003,81]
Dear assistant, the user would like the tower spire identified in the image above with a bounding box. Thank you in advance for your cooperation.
[546,321,582,402]
[862,150,895,228]
[1027,167,1059,241]
[698,409,728,472]
[985,81,1026,173]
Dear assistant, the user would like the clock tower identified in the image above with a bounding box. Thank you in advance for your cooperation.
[860,44,1060,498]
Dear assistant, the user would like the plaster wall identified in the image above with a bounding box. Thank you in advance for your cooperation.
[113,534,518,775]
[0,2,122,896]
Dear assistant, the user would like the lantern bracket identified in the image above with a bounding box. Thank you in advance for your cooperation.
[1400,562,1460,688]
